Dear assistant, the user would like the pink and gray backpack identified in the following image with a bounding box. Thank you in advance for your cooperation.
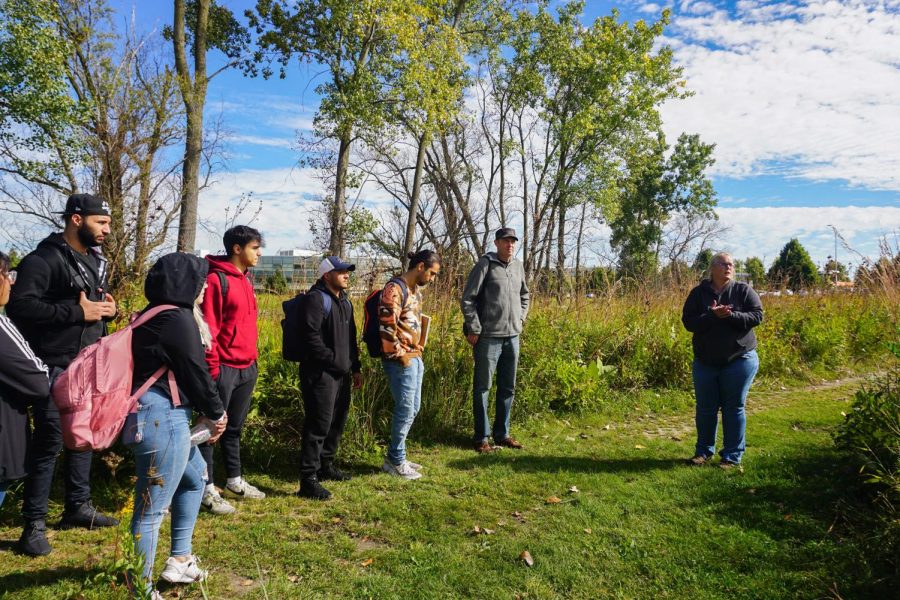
[52,304,182,451]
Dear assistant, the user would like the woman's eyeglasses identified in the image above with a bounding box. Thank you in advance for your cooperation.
[3,270,16,284]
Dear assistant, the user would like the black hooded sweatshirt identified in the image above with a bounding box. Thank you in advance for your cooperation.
[130,253,224,420]
[298,279,361,377]
[7,233,110,369]
[682,279,763,367]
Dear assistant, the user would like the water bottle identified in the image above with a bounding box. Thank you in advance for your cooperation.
[189,422,213,446]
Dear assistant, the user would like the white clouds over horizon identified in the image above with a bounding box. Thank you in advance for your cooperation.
[659,0,900,191]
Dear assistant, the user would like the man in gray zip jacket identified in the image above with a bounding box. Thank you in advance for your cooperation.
[461,227,530,453]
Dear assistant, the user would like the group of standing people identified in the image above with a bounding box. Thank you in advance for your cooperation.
[0,192,762,597]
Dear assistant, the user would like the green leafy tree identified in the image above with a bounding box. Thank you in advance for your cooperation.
[265,265,289,294]
[691,248,714,276]
[610,133,717,278]
[823,257,849,283]
[768,238,820,289]
[247,0,423,257]
[745,256,766,288]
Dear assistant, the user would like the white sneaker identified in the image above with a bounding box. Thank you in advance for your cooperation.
[150,591,163,600]
[201,489,236,515]
[224,477,266,500]
[160,554,208,583]
[406,460,423,471]
[382,458,422,480]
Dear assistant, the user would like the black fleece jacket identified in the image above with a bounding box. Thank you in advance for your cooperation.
[298,280,361,377]
[7,233,111,369]
[0,313,49,480]
[682,279,763,367]
[131,253,224,420]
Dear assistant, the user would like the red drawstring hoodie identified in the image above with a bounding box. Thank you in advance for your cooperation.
[200,255,259,379]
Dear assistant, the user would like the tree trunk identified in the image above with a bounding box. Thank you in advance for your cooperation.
[402,131,429,268]
[330,132,352,257]
[174,0,210,254]
[575,202,586,293]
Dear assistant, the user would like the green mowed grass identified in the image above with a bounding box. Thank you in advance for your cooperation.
[0,379,890,599]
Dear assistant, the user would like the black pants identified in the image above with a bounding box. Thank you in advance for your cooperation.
[199,362,258,483]
[22,376,92,523]
[299,369,351,479]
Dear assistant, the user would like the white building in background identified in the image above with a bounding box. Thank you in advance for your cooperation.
[253,249,400,294]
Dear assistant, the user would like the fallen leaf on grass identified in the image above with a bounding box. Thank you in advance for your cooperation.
[565,436,576,442]
[670,435,683,442]
[470,525,494,535]
[634,444,646,449]
[331,517,342,524]
[568,486,580,494]
[241,579,254,587]
[520,551,535,567]
[602,424,611,431]
[747,488,757,495]
[361,558,374,567]
[541,434,550,439]
[546,496,562,504]
[287,575,300,583]
[584,528,592,534]
[579,433,589,439]
[783,514,793,521]
[511,511,527,522]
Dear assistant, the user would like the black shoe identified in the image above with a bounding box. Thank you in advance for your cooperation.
[58,501,119,530]
[317,463,352,482]
[296,476,332,500]
[17,520,52,557]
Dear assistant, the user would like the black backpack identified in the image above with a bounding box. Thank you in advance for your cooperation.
[281,289,333,362]
[362,277,408,358]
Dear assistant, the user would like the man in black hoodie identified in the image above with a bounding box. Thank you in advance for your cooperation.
[295,256,362,500]
[7,194,119,556]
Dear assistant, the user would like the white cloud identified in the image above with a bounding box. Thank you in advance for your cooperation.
[660,0,900,191]
[716,205,900,267]
[229,135,295,149]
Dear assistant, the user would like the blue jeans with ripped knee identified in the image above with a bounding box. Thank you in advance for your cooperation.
[123,389,206,590]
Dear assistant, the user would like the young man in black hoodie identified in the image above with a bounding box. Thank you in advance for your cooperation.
[7,194,119,556]
[295,256,362,500]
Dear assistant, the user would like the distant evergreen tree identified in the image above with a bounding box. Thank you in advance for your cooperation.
[768,238,819,289]
[744,257,766,288]
[691,248,714,275]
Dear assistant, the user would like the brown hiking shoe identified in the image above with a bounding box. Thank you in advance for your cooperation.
[474,440,494,453]
[687,455,711,466]
[497,437,523,449]
[718,460,744,473]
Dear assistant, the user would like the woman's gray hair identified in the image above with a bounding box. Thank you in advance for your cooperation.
[708,252,733,280]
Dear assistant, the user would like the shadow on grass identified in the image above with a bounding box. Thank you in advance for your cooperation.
[447,453,684,474]
[0,563,105,595]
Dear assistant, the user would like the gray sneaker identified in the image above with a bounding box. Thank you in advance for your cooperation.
[201,489,236,515]
[382,458,422,480]
[224,478,266,500]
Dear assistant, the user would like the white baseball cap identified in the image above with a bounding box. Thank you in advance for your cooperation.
[317,256,356,277]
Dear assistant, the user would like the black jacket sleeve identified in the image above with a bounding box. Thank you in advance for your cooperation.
[729,286,763,330]
[158,312,224,420]
[681,287,715,334]
[6,254,84,325]
[300,292,336,368]
[0,316,50,407]
[350,303,361,374]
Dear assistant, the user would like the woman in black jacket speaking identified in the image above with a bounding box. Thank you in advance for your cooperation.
[125,253,226,598]
[682,252,763,471]
[0,250,50,509]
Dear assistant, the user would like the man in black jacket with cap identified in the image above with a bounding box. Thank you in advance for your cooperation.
[7,194,119,556]
[295,256,362,500]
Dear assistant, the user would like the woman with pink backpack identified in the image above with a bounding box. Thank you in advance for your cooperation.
[123,253,227,598]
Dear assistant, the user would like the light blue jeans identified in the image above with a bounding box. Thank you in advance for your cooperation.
[692,350,759,464]
[473,335,521,443]
[0,480,8,507]
[123,389,207,591]
[383,357,424,465]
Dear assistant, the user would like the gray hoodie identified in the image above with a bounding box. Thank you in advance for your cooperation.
[460,253,530,337]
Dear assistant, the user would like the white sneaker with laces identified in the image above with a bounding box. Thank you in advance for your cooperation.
[382,458,422,480]
[160,554,208,583]
[224,477,266,500]
[406,460,423,471]
[201,489,236,515]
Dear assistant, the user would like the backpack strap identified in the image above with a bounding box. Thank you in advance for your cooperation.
[216,271,229,300]
[316,289,333,314]
[389,277,409,308]
[129,304,182,406]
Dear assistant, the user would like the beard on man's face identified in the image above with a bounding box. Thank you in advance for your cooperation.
[77,223,103,247]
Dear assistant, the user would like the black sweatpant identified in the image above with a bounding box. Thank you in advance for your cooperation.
[199,362,258,483]
[22,369,92,522]
[299,369,351,479]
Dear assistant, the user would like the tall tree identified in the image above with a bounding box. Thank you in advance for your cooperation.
[610,132,717,278]
[170,0,248,252]
[744,256,766,288]
[247,0,414,256]
[768,238,820,290]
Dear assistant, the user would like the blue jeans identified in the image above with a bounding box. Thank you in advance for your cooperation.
[123,389,207,590]
[692,350,759,463]
[0,480,8,508]
[472,336,520,443]
[383,358,424,465]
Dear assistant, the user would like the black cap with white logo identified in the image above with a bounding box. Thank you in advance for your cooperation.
[56,194,111,217]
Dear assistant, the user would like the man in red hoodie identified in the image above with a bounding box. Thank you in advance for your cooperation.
[198,225,264,515]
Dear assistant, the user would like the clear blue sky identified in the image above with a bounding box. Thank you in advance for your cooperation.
[112,0,899,269]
